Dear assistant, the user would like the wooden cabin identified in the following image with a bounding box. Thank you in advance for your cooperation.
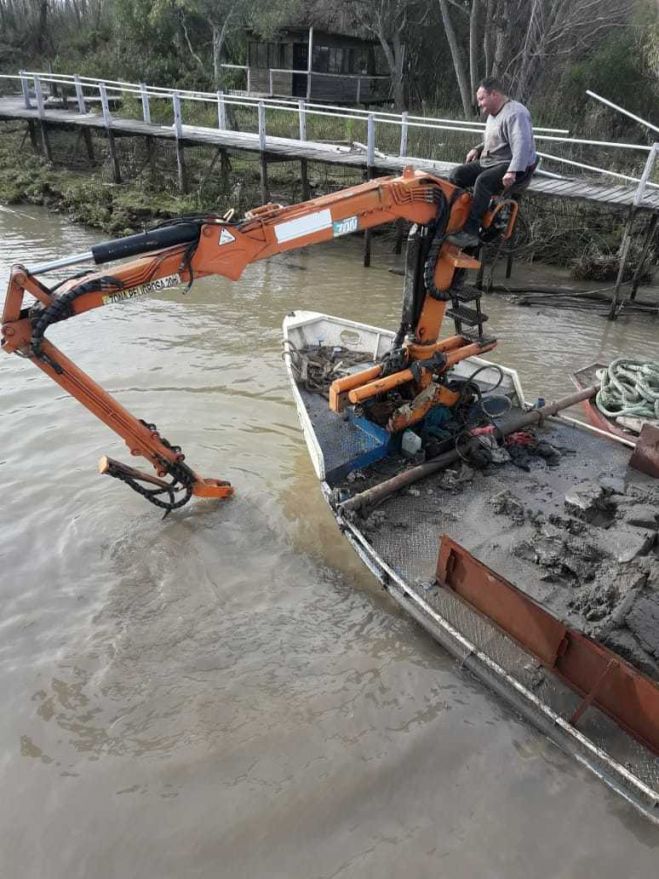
[246,28,391,104]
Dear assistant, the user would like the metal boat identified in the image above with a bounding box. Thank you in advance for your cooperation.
[283,309,659,823]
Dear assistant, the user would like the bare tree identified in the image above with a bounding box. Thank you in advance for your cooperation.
[350,0,425,110]
[438,0,472,115]
[437,0,633,108]
[502,0,631,100]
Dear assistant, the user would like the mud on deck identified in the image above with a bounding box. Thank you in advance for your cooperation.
[338,417,659,681]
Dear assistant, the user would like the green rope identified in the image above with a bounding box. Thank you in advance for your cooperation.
[596,358,659,420]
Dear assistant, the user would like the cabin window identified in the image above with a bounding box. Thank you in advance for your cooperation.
[355,49,370,74]
[268,43,286,69]
[313,45,330,73]
[328,48,344,74]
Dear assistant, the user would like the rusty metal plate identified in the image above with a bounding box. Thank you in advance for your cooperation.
[436,536,659,755]
[630,423,659,479]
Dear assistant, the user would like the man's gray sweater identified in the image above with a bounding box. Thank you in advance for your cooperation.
[478,100,537,172]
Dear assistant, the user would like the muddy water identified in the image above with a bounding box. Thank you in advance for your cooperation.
[0,205,657,878]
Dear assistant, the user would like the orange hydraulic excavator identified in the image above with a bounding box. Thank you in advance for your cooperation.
[1,167,518,512]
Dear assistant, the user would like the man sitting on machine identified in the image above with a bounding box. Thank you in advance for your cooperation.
[447,77,537,250]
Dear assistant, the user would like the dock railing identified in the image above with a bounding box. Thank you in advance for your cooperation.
[1,70,657,191]
[218,62,391,104]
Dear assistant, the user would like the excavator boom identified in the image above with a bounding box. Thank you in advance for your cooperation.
[1,167,513,512]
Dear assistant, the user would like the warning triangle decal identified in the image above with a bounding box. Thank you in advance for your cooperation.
[219,228,235,246]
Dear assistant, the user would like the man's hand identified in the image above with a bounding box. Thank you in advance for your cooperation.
[502,171,516,189]
[466,148,480,162]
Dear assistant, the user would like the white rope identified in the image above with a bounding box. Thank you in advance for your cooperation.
[596,358,659,419]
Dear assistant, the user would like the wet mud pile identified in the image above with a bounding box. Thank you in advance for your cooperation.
[342,422,659,681]
[491,477,659,680]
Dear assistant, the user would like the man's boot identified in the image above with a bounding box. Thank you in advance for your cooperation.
[447,221,480,249]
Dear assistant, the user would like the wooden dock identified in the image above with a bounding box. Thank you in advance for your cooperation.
[1,73,658,318]
[1,93,658,213]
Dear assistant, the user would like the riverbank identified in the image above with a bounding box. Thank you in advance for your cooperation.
[0,128,228,234]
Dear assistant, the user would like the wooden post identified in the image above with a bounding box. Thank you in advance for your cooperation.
[609,209,636,319]
[258,101,269,202]
[298,99,306,142]
[33,75,45,118]
[172,92,187,194]
[258,101,266,152]
[395,112,408,255]
[630,213,658,301]
[48,64,58,100]
[399,111,408,158]
[300,160,310,202]
[394,221,406,255]
[82,128,95,163]
[74,77,95,163]
[366,113,375,168]
[140,83,151,125]
[74,75,87,114]
[27,120,39,153]
[217,91,226,129]
[33,76,52,162]
[363,114,376,267]
[298,99,310,200]
[99,82,121,184]
[609,143,658,319]
[145,135,155,177]
[306,26,314,102]
[220,149,231,190]
[19,70,32,109]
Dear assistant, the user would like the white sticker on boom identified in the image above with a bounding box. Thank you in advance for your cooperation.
[274,209,332,244]
[219,228,235,245]
[102,273,182,305]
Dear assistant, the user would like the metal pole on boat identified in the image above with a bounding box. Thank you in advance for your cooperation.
[338,385,601,515]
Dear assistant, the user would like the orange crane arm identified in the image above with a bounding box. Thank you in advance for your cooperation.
[0,167,492,512]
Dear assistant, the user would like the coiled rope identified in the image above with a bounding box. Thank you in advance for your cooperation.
[596,358,659,420]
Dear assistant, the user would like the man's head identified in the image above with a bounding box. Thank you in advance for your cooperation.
[476,78,507,116]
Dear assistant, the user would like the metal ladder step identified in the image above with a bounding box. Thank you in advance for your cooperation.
[445,305,488,326]
[451,285,483,303]
[460,329,497,346]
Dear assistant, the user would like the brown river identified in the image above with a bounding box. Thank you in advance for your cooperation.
[0,204,658,877]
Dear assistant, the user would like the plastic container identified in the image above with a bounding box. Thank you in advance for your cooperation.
[401,430,422,457]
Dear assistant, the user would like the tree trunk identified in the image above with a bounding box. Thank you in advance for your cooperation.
[378,31,406,110]
[36,0,49,54]
[469,0,480,97]
[211,14,233,88]
[483,0,494,75]
[491,2,509,78]
[439,0,472,116]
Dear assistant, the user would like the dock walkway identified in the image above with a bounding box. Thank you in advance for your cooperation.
[1,91,658,213]
[1,72,658,317]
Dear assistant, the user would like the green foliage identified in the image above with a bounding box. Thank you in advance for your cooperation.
[560,29,659,127]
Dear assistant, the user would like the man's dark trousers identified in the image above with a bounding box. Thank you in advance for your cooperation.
[450,162,532,232]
